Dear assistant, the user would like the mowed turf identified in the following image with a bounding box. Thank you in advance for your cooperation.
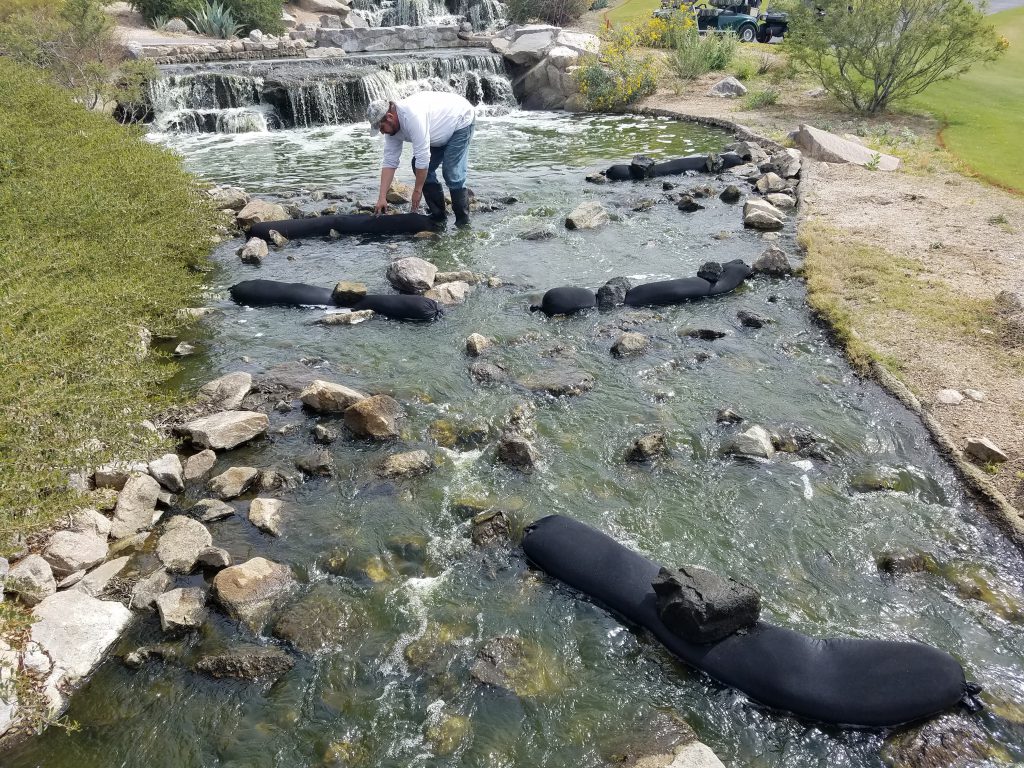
[911,7,1024,193]
[602,0,662,27]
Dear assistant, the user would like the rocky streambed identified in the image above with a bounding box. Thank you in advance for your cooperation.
[3,112,1023,767]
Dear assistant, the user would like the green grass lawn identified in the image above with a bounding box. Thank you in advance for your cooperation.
[601,0,662,27]
[910,7,1024,193]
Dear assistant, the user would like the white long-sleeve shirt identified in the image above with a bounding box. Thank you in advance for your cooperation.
[381,91,475,172]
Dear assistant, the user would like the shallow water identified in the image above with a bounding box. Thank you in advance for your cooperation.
[8,112,1024,768]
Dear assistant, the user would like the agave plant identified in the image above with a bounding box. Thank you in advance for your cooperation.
[188,1,243,39]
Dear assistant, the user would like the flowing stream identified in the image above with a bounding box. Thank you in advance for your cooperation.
[7,112,1024,768]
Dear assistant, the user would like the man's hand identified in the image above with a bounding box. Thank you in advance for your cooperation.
[410,190,422,214]
[373,197,388,216]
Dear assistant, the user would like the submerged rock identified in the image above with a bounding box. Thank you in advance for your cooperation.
[193,647,294,680]
[497,436,540,471]
[377,450,434,479]
[272,583,363,653]
[611,332,649,357]
[880,714,1003,768]
[214,557,296,629]
[565,201,609,230]
[470,635,565,698]
[209,466,259,500]
[198,372,252,411]
[626,433,667,463]
[471,510,512,547]
[344,395,404,440]
[156,587,207,634]
[517,367,595,397]
[723,425,775,459]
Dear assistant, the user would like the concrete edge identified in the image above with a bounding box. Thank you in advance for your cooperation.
[635,105,1024,552]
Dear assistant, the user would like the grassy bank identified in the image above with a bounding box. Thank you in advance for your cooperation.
[0,59,216,552]
[910,7,1024,194]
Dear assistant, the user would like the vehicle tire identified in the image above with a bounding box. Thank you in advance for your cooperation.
[738,23,757,43]
[756,27,770,43]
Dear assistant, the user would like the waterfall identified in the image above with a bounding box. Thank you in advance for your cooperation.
[149,52,516,134]
[350,0,506,29]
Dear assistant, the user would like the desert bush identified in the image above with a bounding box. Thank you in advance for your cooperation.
[575,22,661,109]
[744,86,780,108]
[217,0,284,34]
[733,60,756,80]
[506,0,589,26]
[0,59,216,552]
[786,0,1007,114]
[130,0,202,23]
[668,28,737,80]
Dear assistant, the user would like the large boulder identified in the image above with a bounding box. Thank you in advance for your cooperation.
[31,591,132,706]
[183,449,217,484]
[796,124,901,171]
[5,554,56,606]
[296,0,351,12]
[377,450,434,479]
[709,76,747,97]
[156,516,212,573]
[111,473,161,539]
[214,557,296,629]
[424,281,473,306]
[723,425,776,459]
[344,394,404,439]
[652,565,761,643]
[73,556,129,598]
[743,198,786,230]
[130,568,174,611]
[183,411,269,451]
[299,379,367,412]
[198,372,252,410]
[207,185,248,211]
[236,199,289,230]
[386,256,437,293]
[208,466,259,500]
[42,530,108,578]
[502,25,558,65]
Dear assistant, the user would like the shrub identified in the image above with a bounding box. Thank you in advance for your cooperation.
[188,0,242,37]
[785,0,1007,114]
[629,11,695,48]
[217,0,284,34]
[744,87,780,108]
[0,59,216,552]
[575,23,661,110]
[668,28,737,80]
[506,0,589,26]
[0,0,157,113]
[130,0,202,24]
[0,0,56,22]
[733,60,756,80]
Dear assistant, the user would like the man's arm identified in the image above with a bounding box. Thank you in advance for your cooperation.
[374,166,397,215]
[403,110,431,213]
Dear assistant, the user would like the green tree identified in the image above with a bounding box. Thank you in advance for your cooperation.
[786,0,1007,114]
[0,0,155,114]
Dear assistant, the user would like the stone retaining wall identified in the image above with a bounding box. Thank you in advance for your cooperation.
[315,24,477,52]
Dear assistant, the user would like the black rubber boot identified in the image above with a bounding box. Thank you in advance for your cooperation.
[422,183,447,224]
[450,187,470,228]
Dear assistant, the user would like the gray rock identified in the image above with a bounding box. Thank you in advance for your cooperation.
[497,436,539,471]
[965,437,1008,464]
[752,246,792,276]
[208,466,259,500]
[743,198,786,230]
[963,389,986,402]
[696,261,723,282]
[190,498,235,523]
[386,256,437,293]
[183,411,268,451]
[469,361,509,384]
[272,583,361,653]
[424,281,473,306]
[344,394,404,439]
[198,372,252,410]
[626,433,667,462]
[294,449,334,477]
[130,568,174,611]
[935,388,963,405]
[719,184,742,203]
[312,424,337,444]
[683,328,729,341]
[267,229,288,248]
[6,554,56,606]
[71,557,128,598]
[299,379,366,412]
[677,195,705,213]
[318,309,374,326]
[238,237,268,264]
[377,450,434,479]
[880,715,992,768]
[71,508,111,537]
[994,290,1024,314]
[214,557,296,629]
[765,192,796,210]
[193,647,294,680]
[597,277,632,310]
[737,309,769,328]
[111,473,162,539]
[724,425,776,459]
[236,199,288,230]
[249,498,284,536]
[157,516,212,573]
[517,367,595,397]
[57,570,86,589]
[565,201,609,230]
[331,280,367,305]
[471,510,512,547]
[31,590,132,692]
[796,124,900,171]
[43,532,108,581]
[148,454,184,493]
[93,461,148,490]
[207,185,248,211]
[156,587,207,633]
[755,172,787,194]
[183,449,217,484]
[174,342,195,357]
[466,333,491,357]
[709,76,747,97]
[434,270,477,285]
[653,565,760,643]
[612,332,650,357]
[520,226,556,241]
[716,408,743,424]
[196,546,232,571]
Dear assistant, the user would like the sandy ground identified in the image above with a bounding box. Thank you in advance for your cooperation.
[644,84,1024,524]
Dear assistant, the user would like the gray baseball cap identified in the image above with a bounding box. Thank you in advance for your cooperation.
[367,99,389,135]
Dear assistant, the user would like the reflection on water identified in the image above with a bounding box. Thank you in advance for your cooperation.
[9,112,1024,768]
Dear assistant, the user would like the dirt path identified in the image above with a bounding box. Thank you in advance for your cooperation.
[643,85,1024,538]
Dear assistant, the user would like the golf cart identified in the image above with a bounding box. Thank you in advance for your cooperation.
[654,0,789,42]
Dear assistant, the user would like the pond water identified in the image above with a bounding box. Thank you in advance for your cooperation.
[8,112,1024,768]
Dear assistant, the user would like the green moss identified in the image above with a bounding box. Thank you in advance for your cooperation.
[0,60,216,552]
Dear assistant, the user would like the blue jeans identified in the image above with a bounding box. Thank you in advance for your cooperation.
[411,122,474,190]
